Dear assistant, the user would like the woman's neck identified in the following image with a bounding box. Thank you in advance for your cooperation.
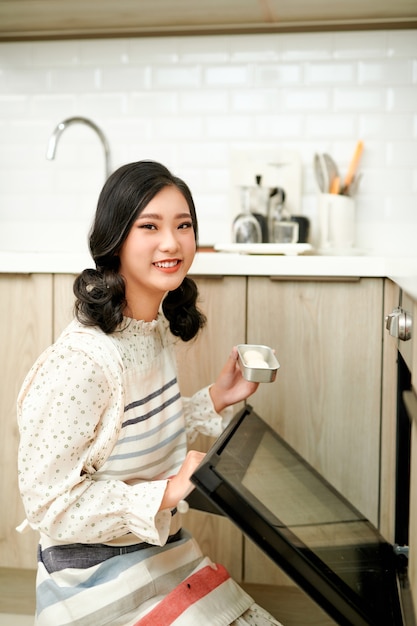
[124,291,162,322]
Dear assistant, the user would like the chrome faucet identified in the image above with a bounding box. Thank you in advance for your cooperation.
[46,116,111,179]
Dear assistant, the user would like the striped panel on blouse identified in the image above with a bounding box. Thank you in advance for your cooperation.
[97,375,187,483]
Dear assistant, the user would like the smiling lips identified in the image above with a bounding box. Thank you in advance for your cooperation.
[153,259,182,273]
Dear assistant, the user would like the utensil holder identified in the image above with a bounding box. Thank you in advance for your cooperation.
[318,194,355,251]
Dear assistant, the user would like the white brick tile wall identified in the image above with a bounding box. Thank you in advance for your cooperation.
[180,91,228,113]
[333,88,386,111]
[387,86,417,112]
[387,31,417,57]
[0,30,416,255]
[101,67,150,91]
[153,65,201,88]
[305,62,356,84]
[332,31,388,59]
[204,65,250,86]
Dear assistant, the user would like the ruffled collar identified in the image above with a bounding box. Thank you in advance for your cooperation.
[116,312,162,335]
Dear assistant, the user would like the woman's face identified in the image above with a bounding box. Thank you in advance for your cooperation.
[118,185,197,314]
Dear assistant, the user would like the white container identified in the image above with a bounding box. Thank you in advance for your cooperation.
[237,344,280,383]
[318,193,355,252]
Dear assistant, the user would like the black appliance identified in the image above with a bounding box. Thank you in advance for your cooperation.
[189,404,414,626]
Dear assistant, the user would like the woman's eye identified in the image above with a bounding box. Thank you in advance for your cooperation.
[140,223,157,230]
[179,221,193,230]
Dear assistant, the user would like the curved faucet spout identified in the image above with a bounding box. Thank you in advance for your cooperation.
[46,116,111,179]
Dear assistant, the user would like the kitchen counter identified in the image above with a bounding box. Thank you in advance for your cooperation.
[1,250,417,300]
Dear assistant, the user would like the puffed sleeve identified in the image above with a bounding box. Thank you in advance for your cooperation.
[17,341,171,546]
[182,386,233,444]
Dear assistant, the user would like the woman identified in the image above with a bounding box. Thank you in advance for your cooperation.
[17,161,282,625]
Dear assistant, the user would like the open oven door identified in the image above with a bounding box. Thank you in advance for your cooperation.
[188,404,415,626]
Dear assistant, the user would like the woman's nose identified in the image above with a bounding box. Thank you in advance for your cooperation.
[159,228,179,252]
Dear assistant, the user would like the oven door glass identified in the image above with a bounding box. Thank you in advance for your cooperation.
[191,405,407,626]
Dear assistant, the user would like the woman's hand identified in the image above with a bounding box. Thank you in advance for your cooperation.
[159,450,205,511]
[209,347,259,414]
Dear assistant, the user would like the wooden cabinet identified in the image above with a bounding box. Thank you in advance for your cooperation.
[0,272,391,589]
[246,276,383,522]
[243,276,384,584]
[53,274,77,337]
[0,274,53,569]
[174,276,247,582]
[0,273,76,570]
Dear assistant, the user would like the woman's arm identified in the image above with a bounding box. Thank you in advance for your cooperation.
[17,346,172,546]
[208,347,259,413]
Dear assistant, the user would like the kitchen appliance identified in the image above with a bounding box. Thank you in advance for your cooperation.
[229,149,302,243]
[234,178,274,243]
[188,403,415,626]
[386,302,414,547]
[267,187,297,244]
[290,215,310,243]
[232,186,263,243]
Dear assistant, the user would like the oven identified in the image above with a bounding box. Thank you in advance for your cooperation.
[386,292,416,624]
[386,297,413,546]
[184,289,417,625]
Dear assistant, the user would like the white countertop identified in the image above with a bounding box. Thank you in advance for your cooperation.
[1,250,417,300]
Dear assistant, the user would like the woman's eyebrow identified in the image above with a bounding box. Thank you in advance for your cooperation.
[138,212,191,220]
[137,212,161,220]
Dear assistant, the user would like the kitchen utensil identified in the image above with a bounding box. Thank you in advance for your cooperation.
[314,153,329,193]
[237,344,280,383]
[323,153,339,193]
[329,176,341,194]
[344,140,364,189]
[346,172,363,196]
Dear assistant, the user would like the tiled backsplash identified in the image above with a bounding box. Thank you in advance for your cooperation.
[0,30,416,255]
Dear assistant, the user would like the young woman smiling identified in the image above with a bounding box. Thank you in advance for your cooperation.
[17,160,283,626]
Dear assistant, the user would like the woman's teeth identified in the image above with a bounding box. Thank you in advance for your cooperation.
[154,260,179,268]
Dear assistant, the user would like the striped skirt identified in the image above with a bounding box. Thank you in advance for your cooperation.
[35,530,283,626]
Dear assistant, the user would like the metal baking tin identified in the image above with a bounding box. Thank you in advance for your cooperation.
[237,344,280,383]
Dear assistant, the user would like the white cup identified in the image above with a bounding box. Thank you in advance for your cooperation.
[318,193,355,251]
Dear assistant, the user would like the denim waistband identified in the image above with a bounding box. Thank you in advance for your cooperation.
[39,528,183,574]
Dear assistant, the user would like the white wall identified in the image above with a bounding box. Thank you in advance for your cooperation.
[0,30,416,255]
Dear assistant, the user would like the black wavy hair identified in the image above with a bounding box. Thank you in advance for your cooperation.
[73,160,206,340]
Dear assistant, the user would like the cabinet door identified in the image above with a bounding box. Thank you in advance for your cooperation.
[175,276,246,581]
[245,277,383,584]
[0,274,53,569]
[53,274,76,337]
